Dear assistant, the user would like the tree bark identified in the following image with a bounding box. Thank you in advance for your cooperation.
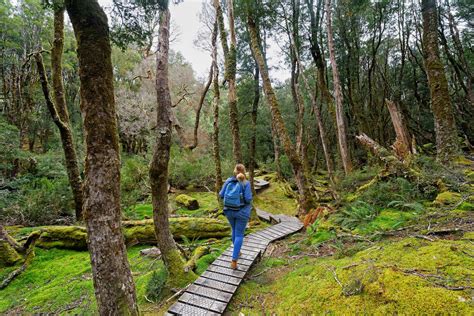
[247,14,314,216]
[210,16,223,196]
[187,64,213,150]
[51,7,83,220]
[248,64,259,196]
[325,0,352,174]
[385,99,412,153]
[64,1,138,314]
[149,9,195,288]
[213,0,242,163]
[421,0,460,162]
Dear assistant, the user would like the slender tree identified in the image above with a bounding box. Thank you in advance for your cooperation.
[149,7,195,286]
[421,0,460,162]
[64,0,138,314]
[325,0,353,174]
[213,0,242,163]
[32,5,83,220]
[247,12,314,216]
[210,14,223,196]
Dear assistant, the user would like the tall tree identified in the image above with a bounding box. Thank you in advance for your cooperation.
[149,7,195,286]
[247,11,314,216]
[64,0,138,314]
[211,14,223,196]
[35,5,83,220]
[421,0,460,162]
[325,0,352,174]
[213,0,242,163]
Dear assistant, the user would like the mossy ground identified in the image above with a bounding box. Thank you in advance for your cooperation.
[0,246,164,314]
[229,236,474,314]
[253,177,298,216]
[125,191,220,220]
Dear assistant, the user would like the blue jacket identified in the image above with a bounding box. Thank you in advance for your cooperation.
[219,176,253,218]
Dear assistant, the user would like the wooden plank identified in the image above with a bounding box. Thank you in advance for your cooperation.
[243,240,268,249]
[260,228,284,238]
[278,222,303,233]
[251,230,278,240]
[212,259,251,272]
[217,254,254,266]
[178,292,227,314]
[222,250,259,261]
[264,226,294,236]
[202,271,242,286]
[186,284,233,303]
[228,244,262,254]
[194,276,237,294]
[168,301,219,316]
[207,264,246,278]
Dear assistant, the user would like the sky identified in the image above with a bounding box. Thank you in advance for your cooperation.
[98,0,289,82]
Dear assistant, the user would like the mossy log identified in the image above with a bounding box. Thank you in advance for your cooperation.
[30,217,229,251]
[184,246,209,272]
[175,194,199,210]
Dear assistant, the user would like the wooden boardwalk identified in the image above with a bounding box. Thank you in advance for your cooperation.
[167,208,303,315]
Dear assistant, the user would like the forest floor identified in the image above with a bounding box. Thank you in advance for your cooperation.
[1,161,473,314]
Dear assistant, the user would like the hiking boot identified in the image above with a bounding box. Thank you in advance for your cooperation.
[231,260,237,270]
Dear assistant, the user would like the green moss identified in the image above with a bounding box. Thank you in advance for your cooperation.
[175,194,199,210]
[38,226,88,250]
[231,238,473,314]
[253,178,297,216]
[163,249,196,289]
[0,246,164,313]
[458,201,474,211]
[0,241,22,267]
[462,232,474,240]
[354,209,417,234]
[434,191,462,206]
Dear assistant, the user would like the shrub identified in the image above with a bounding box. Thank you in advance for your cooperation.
[333,201,379,230]
[145,269,168,302]
[121,155,150,210]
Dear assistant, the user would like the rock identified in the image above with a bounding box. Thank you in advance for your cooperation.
[140,247,162,258]
[175,194,199,210]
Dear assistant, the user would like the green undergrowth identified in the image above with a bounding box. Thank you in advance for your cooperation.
[125,191,220,220]
[253,176,297,216]
[0,246,165,314]
[231,236,474,314]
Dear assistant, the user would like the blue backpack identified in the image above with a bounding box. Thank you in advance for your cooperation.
[223,180,245,211]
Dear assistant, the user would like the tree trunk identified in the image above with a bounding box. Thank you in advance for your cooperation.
[187,64,213,150]
[51,7,83,220]
[210,16,223,197]
[421,0,460,162]
[64,1,138,314]
[385,99,412,154]
[213,0,242,163]
[289,31,334,181]
[149,9,195,288]
[247,14,314,216]
[325,0,352,174]
[249,64,259,196]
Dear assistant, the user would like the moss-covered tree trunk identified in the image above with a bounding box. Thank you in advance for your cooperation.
[34,7,83,221]
[325,0,353,175]
[213,0,242,163]
[150,9,195,288]
[64,1,138,314]
[51,7,83,220]
[248,15,314,216]
[421,0,460,162]
[211,17,223,197]
[249,63,259,197]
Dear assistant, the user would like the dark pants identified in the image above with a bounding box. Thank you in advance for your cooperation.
[224,210,249,260]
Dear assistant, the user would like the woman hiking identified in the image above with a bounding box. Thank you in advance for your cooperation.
[219,164,253,270]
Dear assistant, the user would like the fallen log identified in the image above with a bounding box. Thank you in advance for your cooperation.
[16,217,230,251]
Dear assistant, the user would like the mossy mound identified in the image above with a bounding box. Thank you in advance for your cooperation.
[175,194,199,210]
[434,191,462,206]
[253,177,297,216]
[0,240,23,267]
[231,237,474,314]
